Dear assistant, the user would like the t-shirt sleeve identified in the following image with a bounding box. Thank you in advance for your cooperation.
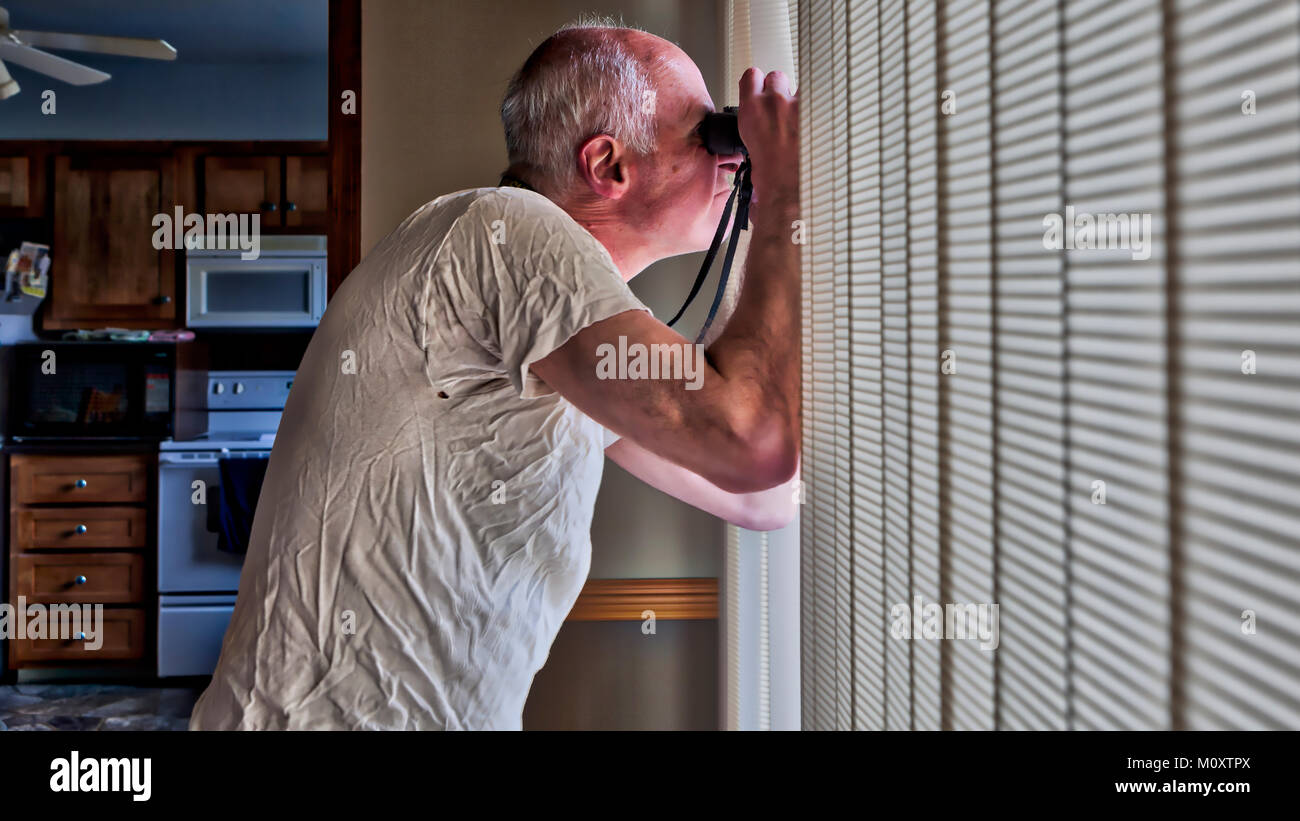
[602,425,622,449]
[450,189,653,399]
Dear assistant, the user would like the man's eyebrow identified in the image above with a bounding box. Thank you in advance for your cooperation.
[687,102,713,129]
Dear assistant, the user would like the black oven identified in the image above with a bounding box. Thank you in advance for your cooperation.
[6,342,175,441]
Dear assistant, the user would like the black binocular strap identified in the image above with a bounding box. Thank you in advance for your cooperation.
[666,159,754,345]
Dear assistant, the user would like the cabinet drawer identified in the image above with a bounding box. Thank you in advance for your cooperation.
[11,453,150,504]
[14,507,147,550]
[10,608,146,664]
[14,552,145,604]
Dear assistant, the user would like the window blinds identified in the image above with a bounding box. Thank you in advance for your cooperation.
[799,0,1300,730]
[721,0,803,732]
[1172,0,1300,729]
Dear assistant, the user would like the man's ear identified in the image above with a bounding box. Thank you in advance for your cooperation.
[576,134,631,200]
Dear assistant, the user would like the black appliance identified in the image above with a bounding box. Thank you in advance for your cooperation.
[5,342,175,441]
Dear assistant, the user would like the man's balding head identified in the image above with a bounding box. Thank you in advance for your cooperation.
[500,18,682,194]
[500,17,742,275]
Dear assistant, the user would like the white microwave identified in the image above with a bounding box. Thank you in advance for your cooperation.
[185,235,327,328]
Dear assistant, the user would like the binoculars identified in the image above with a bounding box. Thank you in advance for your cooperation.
[698,106,746,156]
[668,106,754,337]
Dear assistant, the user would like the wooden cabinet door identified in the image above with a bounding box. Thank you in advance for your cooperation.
[0,156,42,216]
[284,154,329,229]
[49,154,177,328]
[203,155,281,227]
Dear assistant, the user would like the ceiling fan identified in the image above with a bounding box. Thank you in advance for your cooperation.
[0,5,177,100]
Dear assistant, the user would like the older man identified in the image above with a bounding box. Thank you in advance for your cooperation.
[189,18,800,731]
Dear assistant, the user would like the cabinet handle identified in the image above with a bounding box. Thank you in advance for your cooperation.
[261,201,278,212]
[285,201,298,212]
[74,524,87,534]
[153,295,172,305]
[74,478,88,488]
[74,575,87,585]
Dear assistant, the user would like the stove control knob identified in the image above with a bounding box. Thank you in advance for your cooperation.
[213,383,225,394]
[233,382,245,394]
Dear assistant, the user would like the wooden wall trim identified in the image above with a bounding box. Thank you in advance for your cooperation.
[328,0,362,296]
[566,578,719,622]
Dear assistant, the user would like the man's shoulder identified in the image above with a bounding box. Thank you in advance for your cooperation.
[376,185,610,282]
[423,185,565,222]
[371,187,563,259]
[423,186,605,260]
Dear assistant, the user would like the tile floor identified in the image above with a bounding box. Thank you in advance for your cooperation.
[0,684,203,731]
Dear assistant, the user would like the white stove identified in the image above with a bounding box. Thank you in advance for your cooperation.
[159,432,277,452]
[156,370,293,677]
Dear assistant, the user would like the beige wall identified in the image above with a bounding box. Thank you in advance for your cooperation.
[362,0,726,729]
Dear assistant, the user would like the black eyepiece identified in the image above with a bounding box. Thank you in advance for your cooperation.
[698,106,745,156]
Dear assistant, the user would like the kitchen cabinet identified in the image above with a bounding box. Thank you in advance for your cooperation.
[7,452,154,668]
[284,154,329,229]
[0,155,43,217]
[0,140,329,331]
[202,152,329,231]
[202,155,281,227]
[48,154,177,330]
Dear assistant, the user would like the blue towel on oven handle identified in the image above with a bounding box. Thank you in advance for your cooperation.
[214,456,270,555]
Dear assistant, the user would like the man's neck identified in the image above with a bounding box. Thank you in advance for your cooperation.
[561,208,656,283]
[499,164,655,282]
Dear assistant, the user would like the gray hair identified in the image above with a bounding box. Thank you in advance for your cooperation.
[500,16,664,193]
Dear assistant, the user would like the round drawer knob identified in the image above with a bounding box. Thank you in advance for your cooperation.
[74,524,87,534]
[74,575,87,585]
[74,479,88,488]
[74,632,86,641]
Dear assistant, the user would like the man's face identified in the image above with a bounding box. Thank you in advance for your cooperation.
[624,45,744,260]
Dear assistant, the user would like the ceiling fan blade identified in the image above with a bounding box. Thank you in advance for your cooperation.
[0,41,110,85]
[0,58,19,99]
[9,30,177,61]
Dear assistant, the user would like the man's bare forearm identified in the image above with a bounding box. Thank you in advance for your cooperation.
[688,66,801,482]
[705,195,802,462]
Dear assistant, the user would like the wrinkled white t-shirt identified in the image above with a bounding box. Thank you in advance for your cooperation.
[188,186,651,730]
